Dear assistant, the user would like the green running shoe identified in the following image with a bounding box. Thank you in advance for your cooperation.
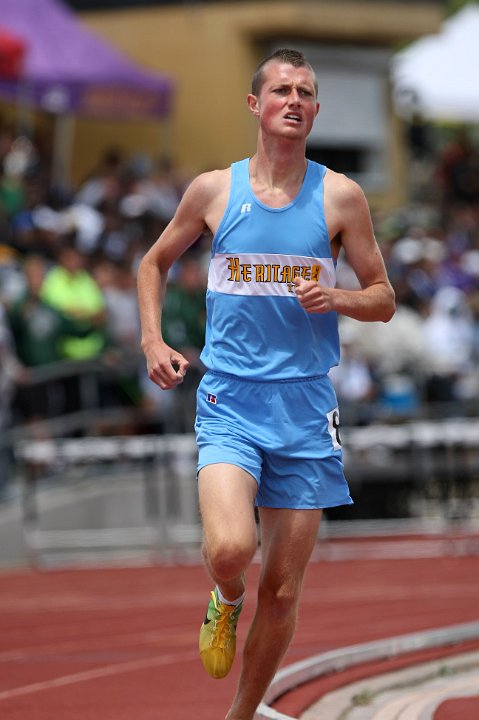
[199,587,243,679]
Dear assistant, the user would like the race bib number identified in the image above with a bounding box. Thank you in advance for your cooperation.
[326,407,341,450]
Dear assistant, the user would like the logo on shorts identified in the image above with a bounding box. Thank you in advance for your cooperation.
[206,393,218,405]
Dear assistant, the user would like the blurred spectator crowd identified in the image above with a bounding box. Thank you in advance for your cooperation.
[0,119,208,497]
[332,129,479,423]
[0,116,479,499]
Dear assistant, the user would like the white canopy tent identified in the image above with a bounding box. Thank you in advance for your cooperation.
[392,4,479,122]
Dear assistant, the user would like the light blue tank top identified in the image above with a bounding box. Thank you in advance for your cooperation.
[200,157,340,380]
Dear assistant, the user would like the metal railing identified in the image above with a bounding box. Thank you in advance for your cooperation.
[2,357,479,565]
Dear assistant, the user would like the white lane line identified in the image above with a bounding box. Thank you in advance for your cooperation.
[0,649,198,701]
[400,673,479,720]
[369,671,479,720]
[418,691,479,720]
[0,592,199,612]
[0,626,194,661]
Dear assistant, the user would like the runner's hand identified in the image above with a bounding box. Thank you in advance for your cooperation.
[143,340,189,390]
[294,276,334,314]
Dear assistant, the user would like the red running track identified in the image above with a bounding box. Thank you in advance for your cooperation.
[435,697,479,720]
[1,545,479,720]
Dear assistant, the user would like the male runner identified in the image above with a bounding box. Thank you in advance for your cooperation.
[138,48,395,720]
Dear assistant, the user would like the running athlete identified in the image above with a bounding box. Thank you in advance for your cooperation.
[138,48,395,720]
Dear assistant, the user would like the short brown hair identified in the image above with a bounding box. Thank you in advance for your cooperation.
[251,48,318,97]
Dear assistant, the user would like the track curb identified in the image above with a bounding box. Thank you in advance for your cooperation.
[254,620,479,720]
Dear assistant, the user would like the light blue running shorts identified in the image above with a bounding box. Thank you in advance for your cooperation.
[195,370,353,510]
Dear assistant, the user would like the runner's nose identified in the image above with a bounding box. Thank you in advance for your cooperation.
[288,88,301,104]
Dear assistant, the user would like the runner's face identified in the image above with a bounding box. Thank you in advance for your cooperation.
[250,61,319,139]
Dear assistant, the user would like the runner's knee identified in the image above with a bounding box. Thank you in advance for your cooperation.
[206,539,255,581]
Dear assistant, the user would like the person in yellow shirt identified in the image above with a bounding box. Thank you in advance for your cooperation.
[40,242,106,360]
[40,241,108,415]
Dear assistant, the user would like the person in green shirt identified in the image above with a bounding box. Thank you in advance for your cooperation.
[8,254,96,420]
[40,242,107,360]
[162,254,206,359]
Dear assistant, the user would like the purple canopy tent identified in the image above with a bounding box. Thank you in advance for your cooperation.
[0,0,173,119]
[0,0,174,184]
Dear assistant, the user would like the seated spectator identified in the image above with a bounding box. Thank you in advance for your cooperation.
[438,131,479,207]
[337,305,427,417]
[75,146,125,209]
[140,254,207,432]
[422,286,475,403]
[329,325,376,425]
[93,259,140,348]
[40,241,107,361]
[7,255,95,421]
[0,244,24,305]
[95,200,132,263]
[162,254,207,361]
[91,257,145,412]
[0,304,23,500]
[134,155,182,223]
[38,241,109,415]
[0,136,30,220]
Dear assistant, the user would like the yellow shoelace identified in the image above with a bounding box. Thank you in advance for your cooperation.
[210,603,235,649]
